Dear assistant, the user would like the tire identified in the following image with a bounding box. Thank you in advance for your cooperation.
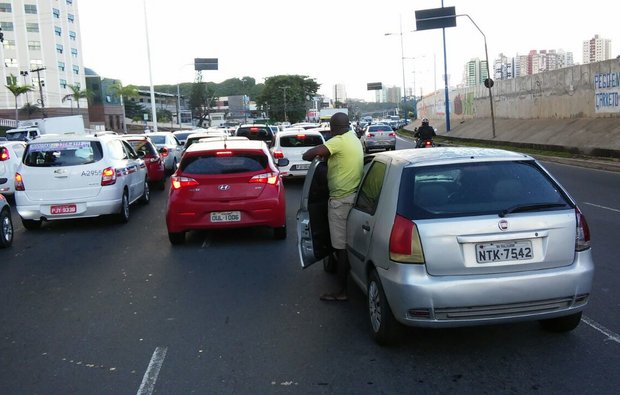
[323,251,337,273]
[0,208,13,248]
[368,269,401,345]
[21,218,42,231]
[140,179,150,204]
[168,231,185,245]
[273,225,287,240]
[117,191,130,223]
[539,312,582,333]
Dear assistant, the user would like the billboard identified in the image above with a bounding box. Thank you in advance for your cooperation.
[194,58,218,71]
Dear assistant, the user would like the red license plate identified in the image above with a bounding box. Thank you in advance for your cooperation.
[50,204,77,215]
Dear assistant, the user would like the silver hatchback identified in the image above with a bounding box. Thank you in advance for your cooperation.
[360,124,396,153]
[297,147,594,345]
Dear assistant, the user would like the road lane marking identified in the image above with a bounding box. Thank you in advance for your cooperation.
[583,202,620,213]
[137,346,168,395]
[582,316,620,344]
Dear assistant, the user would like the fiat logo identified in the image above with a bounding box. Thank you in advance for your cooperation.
[218,184,230,191]
[498,219,509,231]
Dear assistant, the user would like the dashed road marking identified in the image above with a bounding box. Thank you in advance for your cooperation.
[137,346,168,395]
[582,316,620,344]
[583,202,620,213]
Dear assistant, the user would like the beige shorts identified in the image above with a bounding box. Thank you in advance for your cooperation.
[328,193,356,250]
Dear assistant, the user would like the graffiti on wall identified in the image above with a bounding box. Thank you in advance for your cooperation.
[594,72,620,113]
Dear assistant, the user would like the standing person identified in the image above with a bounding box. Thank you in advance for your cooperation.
[414,118,436,147]
[302,112,363,302]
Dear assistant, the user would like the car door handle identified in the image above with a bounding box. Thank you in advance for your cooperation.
[362,224,371,231]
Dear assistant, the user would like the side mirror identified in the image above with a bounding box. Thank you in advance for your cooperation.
[137,151,145,158]
[276,158,289,167]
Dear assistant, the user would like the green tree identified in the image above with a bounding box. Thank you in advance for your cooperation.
[5,74,33,121]
[257,75,319,123]
[190,82,217,127]
[62,84,92,114]
[110,81,139,132]
[19,102,42,118]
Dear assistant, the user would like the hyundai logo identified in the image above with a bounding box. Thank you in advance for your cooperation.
[498,219,509,231]
[218,184,231,191]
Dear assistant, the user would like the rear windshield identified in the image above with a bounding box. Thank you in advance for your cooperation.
[23,141,103,167]
[398,161,573,220]
[148,135,166,145]
[369,125,393,132]
[279,134,323,147]
[126,139,157,156]
[236,126,273,142]
[181,152,269,175]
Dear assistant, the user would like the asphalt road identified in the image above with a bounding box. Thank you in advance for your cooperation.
[1,137,619,394]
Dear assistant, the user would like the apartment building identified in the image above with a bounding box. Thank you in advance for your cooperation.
[582,34,612,64]
[0,0,86,119]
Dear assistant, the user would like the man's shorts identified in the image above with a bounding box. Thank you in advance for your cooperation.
[327,193,356,250]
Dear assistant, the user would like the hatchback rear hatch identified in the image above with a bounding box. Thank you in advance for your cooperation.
[275,133,324,165]
[398,160,578,276]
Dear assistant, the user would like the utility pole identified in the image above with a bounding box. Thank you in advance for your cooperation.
[30,67,46,117]
[280,86,290,122]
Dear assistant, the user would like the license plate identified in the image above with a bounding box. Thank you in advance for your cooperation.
[210,211,241,223]
[294,164,310,170]
[476,240,533,263]
[50,204,77,215]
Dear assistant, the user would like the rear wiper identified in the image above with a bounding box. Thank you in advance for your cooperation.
[499,203,568,217]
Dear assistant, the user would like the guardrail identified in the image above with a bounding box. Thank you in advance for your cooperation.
[0,118,17,128]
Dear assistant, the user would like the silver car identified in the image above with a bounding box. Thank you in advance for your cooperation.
[360,124,396,153]
[297,147,594,345]
[145,132,183,174]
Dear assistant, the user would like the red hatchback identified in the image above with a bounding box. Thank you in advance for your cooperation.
[166,139,288,244]
[123,136,166,190]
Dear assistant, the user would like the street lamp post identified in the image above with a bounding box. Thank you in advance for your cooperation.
[385,17,408,124]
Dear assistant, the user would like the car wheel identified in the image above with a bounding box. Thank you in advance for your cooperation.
[323,251,337,273]
[539,312,582,333]
[117,191,130,223]
[0,208,13,248]
[168,231,185,245]
[21,218,42,231]
[140,178,150,204]
[273,225,287,240]
[368,269,401,345]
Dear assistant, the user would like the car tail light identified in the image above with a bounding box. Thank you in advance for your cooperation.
[160,147,169,158]
[575,207,591,251]
[14,172,24,191]
[171,176,198,189]
[368,133,375,137]
[249,172,279,185]
[424,140,433,147]
[101,166,117,186]
[0,147,9,161]
[216,151,233,156]
[389,214,424,263]
[250,127,259,133]
[273,150,284,159]
[296,134,306,139]
[389,132,396,137]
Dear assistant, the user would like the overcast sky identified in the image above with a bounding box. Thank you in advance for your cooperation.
[77,0,619,101]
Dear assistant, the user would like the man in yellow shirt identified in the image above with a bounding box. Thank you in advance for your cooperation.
[302,112,363,301]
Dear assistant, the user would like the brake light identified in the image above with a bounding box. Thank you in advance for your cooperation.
[216,151,233,156]
[250,127,260,133]
[0,147,9,161]
[160,147,169,158]
[15,172,24,191]
[389,214,425,263]
[171,176,198,189]
[101,166,117,186]
[368,133,375,137]
[389,132,396,137]
[273,150,284,159]
[249,172,279,185]
[296,134,306,139]
[575,207,591,251]
[424,140,433,147]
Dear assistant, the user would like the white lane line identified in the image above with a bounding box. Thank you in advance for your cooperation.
[582,316,620,344]
[583,202,620,213]
[137,346,168,395]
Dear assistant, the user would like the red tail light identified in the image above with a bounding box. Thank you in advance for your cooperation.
[296,134,306,139]
[171,176,198,189]
[389,132,396,137]
[160,147,169,158]
[0,147,9,161]
[368,133,375,137]
[15,172,24,191]
[273,150,284,159]
[216,151,233,156]
[249,172,279,185]
[575,207,591,251]
[101,166,117,186]
[424,140,433,147]
[389,214,424,263]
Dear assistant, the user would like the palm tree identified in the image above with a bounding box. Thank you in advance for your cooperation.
[110,81,139,133]
[62,84,91,115]
[5,74,33,122]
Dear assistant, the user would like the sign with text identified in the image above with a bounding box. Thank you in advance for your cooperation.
[415,7,457,31]
[367,82,383,91]
[594,72,620,113]
[194,58,218,71]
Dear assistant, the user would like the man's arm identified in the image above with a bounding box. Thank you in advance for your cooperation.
[302,144,330,161]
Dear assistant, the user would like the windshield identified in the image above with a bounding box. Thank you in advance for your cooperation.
[6,131,28,141]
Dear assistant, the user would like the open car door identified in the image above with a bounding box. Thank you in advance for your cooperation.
[296,158,333,269]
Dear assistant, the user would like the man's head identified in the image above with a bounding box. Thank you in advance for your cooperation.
[329,112,350,134]
[421,118,429,127]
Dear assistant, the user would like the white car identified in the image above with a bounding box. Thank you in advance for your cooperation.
[0,141,26,196]
[0,193,13,248]
[15,134,149,229]
[144,132,183,174]
[270,128,325,178]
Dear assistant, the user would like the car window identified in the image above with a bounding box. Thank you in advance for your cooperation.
[236,126,273,143]
[149,135,166,145]
[127,139,157,156]
[121,140,139,159]
[355,161,387,214]
[23,141,103,167]
[398,161,573,220]
[369,125,392,132]
[279,134,323,148]
[181,152,268,175]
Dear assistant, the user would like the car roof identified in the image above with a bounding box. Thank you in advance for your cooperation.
[27,133,117,143]
[186,139,268,154]
[372,147,532,167]
[277,128,323,137]
[147,131,174,136]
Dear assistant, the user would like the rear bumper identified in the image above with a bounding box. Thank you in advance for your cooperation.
[15,189,123,221]
[377,250,594,328]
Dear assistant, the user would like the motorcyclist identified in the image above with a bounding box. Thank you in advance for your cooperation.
[414,118,436,147]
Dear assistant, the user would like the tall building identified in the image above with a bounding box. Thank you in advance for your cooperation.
[333,84,347,103]
[492,49,574,81]
[582,34,612,64]
[462,58,488,87]
[385,86,401,104]
[0,0,86,118]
